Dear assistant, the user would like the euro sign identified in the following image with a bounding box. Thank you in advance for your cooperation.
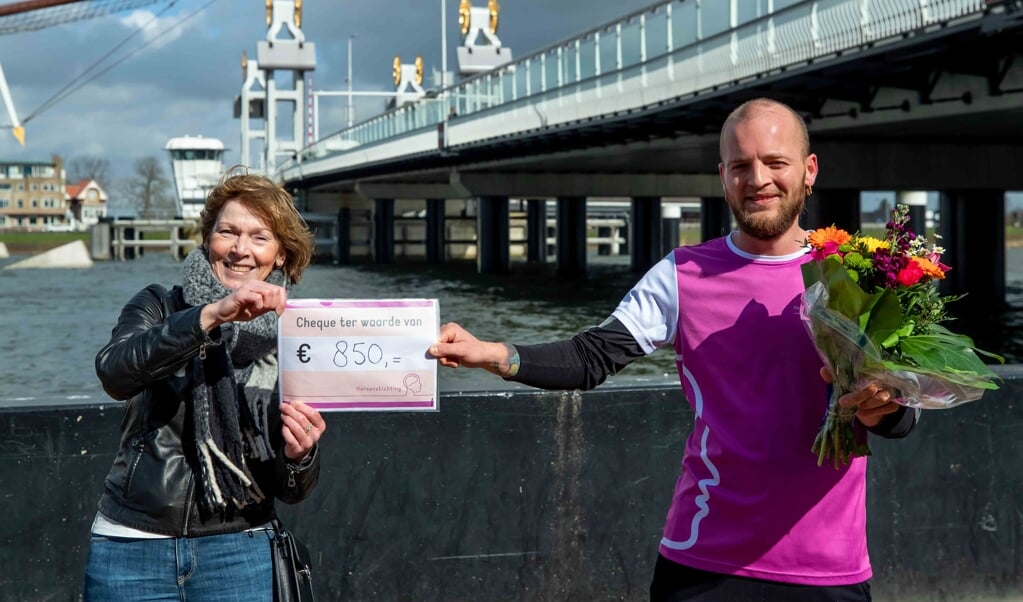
[296,343,311,364]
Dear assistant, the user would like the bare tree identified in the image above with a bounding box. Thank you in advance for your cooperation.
[117,156,173,218]
[66,156,112,190]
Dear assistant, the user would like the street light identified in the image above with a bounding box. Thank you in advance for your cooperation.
[347,34,356,128]
[440,0,447,91]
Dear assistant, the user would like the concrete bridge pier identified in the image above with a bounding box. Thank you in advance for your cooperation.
[700,197,731,242]
[802,188,860,233]
[526,199,548,263]
[631,196,663,272]
[556,196,587,278]
[477,196,510,274]
[374,198,395,263]
[336,207,352,265]
[425,198,446,264]
[939,190,1006,309]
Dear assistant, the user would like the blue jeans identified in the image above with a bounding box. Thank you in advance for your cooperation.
[83,530,273,601]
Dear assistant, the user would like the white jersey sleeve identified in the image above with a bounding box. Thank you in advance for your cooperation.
[608,252,679,355]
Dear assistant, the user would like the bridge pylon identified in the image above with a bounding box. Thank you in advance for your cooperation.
[250,0,316,177]
[456,0,513,76]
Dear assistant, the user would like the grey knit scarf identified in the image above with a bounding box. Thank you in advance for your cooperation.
[182,247,285,518]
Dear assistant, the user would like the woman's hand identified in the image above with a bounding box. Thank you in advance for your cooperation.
[820,367,900,428]
[280,400,325,461]
[200,280,288,330]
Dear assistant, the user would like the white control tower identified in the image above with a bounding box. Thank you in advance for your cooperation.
[164,135,225,220]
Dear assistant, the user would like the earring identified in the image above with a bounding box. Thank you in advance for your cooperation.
[805,184,814,197]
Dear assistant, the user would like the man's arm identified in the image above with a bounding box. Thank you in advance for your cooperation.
[863,405,919,439]
[513,318,647,390]
[430,317,647,391]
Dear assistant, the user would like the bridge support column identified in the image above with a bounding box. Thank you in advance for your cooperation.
[336,207,351,265]
[373,198,395,264]
[526,199,547,263]
[426,198,446,264]
[701,197,731,242]
[556,196,587,278]
[802,188,860,233]
[897,191,929,235]
[938,190,1006,309]
[477,196,510,274]
[631,196,662,272]
[662,204,680,255]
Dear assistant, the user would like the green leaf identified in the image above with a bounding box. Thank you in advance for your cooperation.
[804,258,905,350]
[893,332,1002,388]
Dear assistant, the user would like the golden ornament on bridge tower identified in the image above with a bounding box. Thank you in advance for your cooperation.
[488,0,499,34]
[459,0,471,35]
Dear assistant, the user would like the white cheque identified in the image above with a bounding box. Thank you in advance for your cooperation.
[278,299,439,411]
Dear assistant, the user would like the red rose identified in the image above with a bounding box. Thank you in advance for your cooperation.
[896,262,924,286]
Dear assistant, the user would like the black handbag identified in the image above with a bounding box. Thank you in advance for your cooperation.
[270,517,315,602]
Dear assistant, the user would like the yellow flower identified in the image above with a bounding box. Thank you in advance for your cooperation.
[859,237,888,254]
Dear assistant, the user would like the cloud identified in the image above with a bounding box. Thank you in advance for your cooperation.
[0,0,652,178]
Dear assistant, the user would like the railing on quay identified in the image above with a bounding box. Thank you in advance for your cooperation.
[90,218,198,261]
[279,0,991,180]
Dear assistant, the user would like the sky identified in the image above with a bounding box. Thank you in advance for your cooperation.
[0,0,1018,210]
[0,0,654,180]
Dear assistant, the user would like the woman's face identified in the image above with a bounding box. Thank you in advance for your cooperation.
[206,199,285,290]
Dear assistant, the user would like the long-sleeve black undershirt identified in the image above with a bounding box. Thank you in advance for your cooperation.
[507,317,918,439]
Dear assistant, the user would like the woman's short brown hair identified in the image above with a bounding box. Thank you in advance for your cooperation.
[199,171,315,284]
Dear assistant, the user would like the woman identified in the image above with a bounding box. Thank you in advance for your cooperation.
[83,173,326,601]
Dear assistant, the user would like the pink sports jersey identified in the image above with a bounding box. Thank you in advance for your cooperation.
[612,234,871,586]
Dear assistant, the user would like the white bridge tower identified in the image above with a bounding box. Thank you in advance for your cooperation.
[247,0,316,177]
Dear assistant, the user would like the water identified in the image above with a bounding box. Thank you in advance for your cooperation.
[2,249,1021,405]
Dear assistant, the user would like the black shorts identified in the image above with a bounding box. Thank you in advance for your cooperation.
[650,554,872,602]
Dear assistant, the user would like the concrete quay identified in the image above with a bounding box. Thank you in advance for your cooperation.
[2,367,1020,601]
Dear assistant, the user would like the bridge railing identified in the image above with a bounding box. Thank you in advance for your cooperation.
[279,0,989,180]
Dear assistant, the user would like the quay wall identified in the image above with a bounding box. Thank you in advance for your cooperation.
[2,367,1021,601]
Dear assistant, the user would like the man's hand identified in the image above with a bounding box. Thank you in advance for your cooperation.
[820,367,900,428]
[429,322,516,377]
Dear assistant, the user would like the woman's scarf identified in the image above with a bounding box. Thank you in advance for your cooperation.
[182,247,285,518]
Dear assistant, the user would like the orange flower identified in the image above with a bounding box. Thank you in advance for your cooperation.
[911,256,946,280]
[807,226,852,250]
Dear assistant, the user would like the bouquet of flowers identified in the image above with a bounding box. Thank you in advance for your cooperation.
[801,204,1003,468]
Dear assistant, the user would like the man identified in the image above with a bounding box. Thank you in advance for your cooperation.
[428,98,917,601]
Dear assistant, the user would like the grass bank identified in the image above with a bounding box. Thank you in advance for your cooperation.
[0,231,174,255]
[0,232,90,254]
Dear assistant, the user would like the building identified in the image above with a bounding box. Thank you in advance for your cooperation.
[65,179,108,231]
[0,156,67,231]
[165,135,225,220]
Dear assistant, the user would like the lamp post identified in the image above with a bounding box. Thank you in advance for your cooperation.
[346,34,355,128]
[440,0,447,91]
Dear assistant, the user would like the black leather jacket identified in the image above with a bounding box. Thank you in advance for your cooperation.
[94,283,320,537]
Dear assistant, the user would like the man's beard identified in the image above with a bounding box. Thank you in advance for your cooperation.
[729,195,805,241]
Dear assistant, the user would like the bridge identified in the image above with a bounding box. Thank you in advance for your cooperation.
[264,0,1022,308]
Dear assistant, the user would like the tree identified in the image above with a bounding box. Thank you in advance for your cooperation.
[117,156,173,218]
[66,156,112,190]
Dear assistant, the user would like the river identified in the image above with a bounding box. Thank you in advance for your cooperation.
[2,249,1020,405]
